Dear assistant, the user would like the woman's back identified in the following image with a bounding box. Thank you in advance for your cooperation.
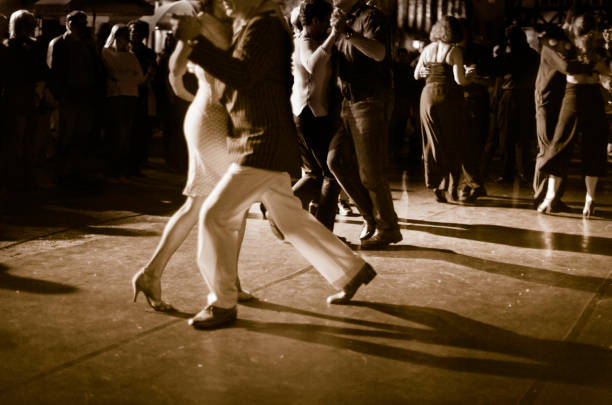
[422,41,455,84]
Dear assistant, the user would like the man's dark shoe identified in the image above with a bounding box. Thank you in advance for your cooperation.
[359,221,376,240]
[327,263,377,304]
[188,306,237,329]
[360,228,402,250]
[460,186,487,203]
[434,189,447,203]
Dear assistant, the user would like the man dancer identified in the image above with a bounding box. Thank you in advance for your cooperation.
[290,0,342,231]
[327,0,402,249]
[174,0,376,329]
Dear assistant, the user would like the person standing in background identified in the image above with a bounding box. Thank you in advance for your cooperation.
[128,20,157,177]
[47,10,104,185]
[3,10,49,190]
[101,24,144,180]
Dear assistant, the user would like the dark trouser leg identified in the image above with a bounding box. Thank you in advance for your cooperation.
[540,85,579,179]
[328,119,374,224]
[317,176,341,231]
[345,97,398,231]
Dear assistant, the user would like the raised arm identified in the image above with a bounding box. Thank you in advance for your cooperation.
[168,40,195,101]
[331,8,386,62]
[299,31,336,75]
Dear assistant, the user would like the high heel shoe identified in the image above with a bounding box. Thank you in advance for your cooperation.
[582,200,595,218]
[132,270,175,312]
[537,198,554,214]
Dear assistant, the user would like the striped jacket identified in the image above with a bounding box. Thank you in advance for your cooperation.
[188,12,300,176]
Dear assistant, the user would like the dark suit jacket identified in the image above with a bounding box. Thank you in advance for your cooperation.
[188,12,299,175]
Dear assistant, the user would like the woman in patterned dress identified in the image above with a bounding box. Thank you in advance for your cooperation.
[132,0,252,311]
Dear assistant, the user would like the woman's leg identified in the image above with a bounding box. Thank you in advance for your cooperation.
[143,195,205,279]
[583,176,598,217]
[537,174,561,213]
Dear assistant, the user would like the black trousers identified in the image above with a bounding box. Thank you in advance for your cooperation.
[292,106,341,231]
[540,83,608,178]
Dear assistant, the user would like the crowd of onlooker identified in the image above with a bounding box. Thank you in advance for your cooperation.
[0,2,611,213]
[0,9,189,195]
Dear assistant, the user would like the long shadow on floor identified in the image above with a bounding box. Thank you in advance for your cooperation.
[339,218,612,256]
[239,299,612,388]
[0,264,77,294]
[365,245,611,297]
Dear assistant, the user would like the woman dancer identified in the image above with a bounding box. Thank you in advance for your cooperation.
[132,0,251,311]
[414,16,469,202]
[537,12,610,218]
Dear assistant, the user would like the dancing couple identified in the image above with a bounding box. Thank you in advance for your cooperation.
[132,0,377,329]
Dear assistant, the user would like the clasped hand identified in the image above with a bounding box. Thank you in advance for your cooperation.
[172,12,206,41]
[330,8,349,35]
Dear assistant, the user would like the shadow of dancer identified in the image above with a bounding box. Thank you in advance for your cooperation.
[238,299,612,388]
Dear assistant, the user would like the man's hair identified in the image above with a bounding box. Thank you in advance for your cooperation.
[9,9,36,39]
[67,10,87,23]
[299,0,332,28]
[128,20,149,38]
[430,15,462,44]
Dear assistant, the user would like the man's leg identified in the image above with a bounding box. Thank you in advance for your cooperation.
[345,98,401,248]
[196,165,268,310]
[327,113,376,239]
[262,171,365,289]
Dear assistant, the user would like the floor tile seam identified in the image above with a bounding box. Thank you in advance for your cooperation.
[0,318,182,396]
[250,265,314,294]
[518,267,612,405]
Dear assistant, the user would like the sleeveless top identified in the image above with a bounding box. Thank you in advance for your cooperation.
[424,43,455,85]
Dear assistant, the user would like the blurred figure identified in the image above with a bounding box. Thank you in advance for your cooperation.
[414,16,469,203]
[128,20,157,176]
[154,33,189,173]
[101,24,144,180]
[537,12,610,217]
[532,7,595,210]
[95,22,111,55]
[290,0,342,231]
[3,10,49,190]
[47,10,105,184]
[328,0,401,249]
[0,13,9,196]
[456,18,490,202]
[487,24,539,185]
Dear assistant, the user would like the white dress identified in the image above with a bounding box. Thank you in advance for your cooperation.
[182,62,232,196]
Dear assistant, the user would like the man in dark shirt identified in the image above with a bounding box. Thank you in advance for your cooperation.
[128,20,157,176]
[47,10,104,182]
[173,0,376,329]
[491,24,539,185]
[328,0,401,250]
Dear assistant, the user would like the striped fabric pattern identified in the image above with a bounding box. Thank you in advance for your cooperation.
[188,12,300,176]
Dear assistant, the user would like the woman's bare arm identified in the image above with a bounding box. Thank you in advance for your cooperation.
[168,40,195,102]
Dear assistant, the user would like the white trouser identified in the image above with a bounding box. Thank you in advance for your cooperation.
[197,163,365,308]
